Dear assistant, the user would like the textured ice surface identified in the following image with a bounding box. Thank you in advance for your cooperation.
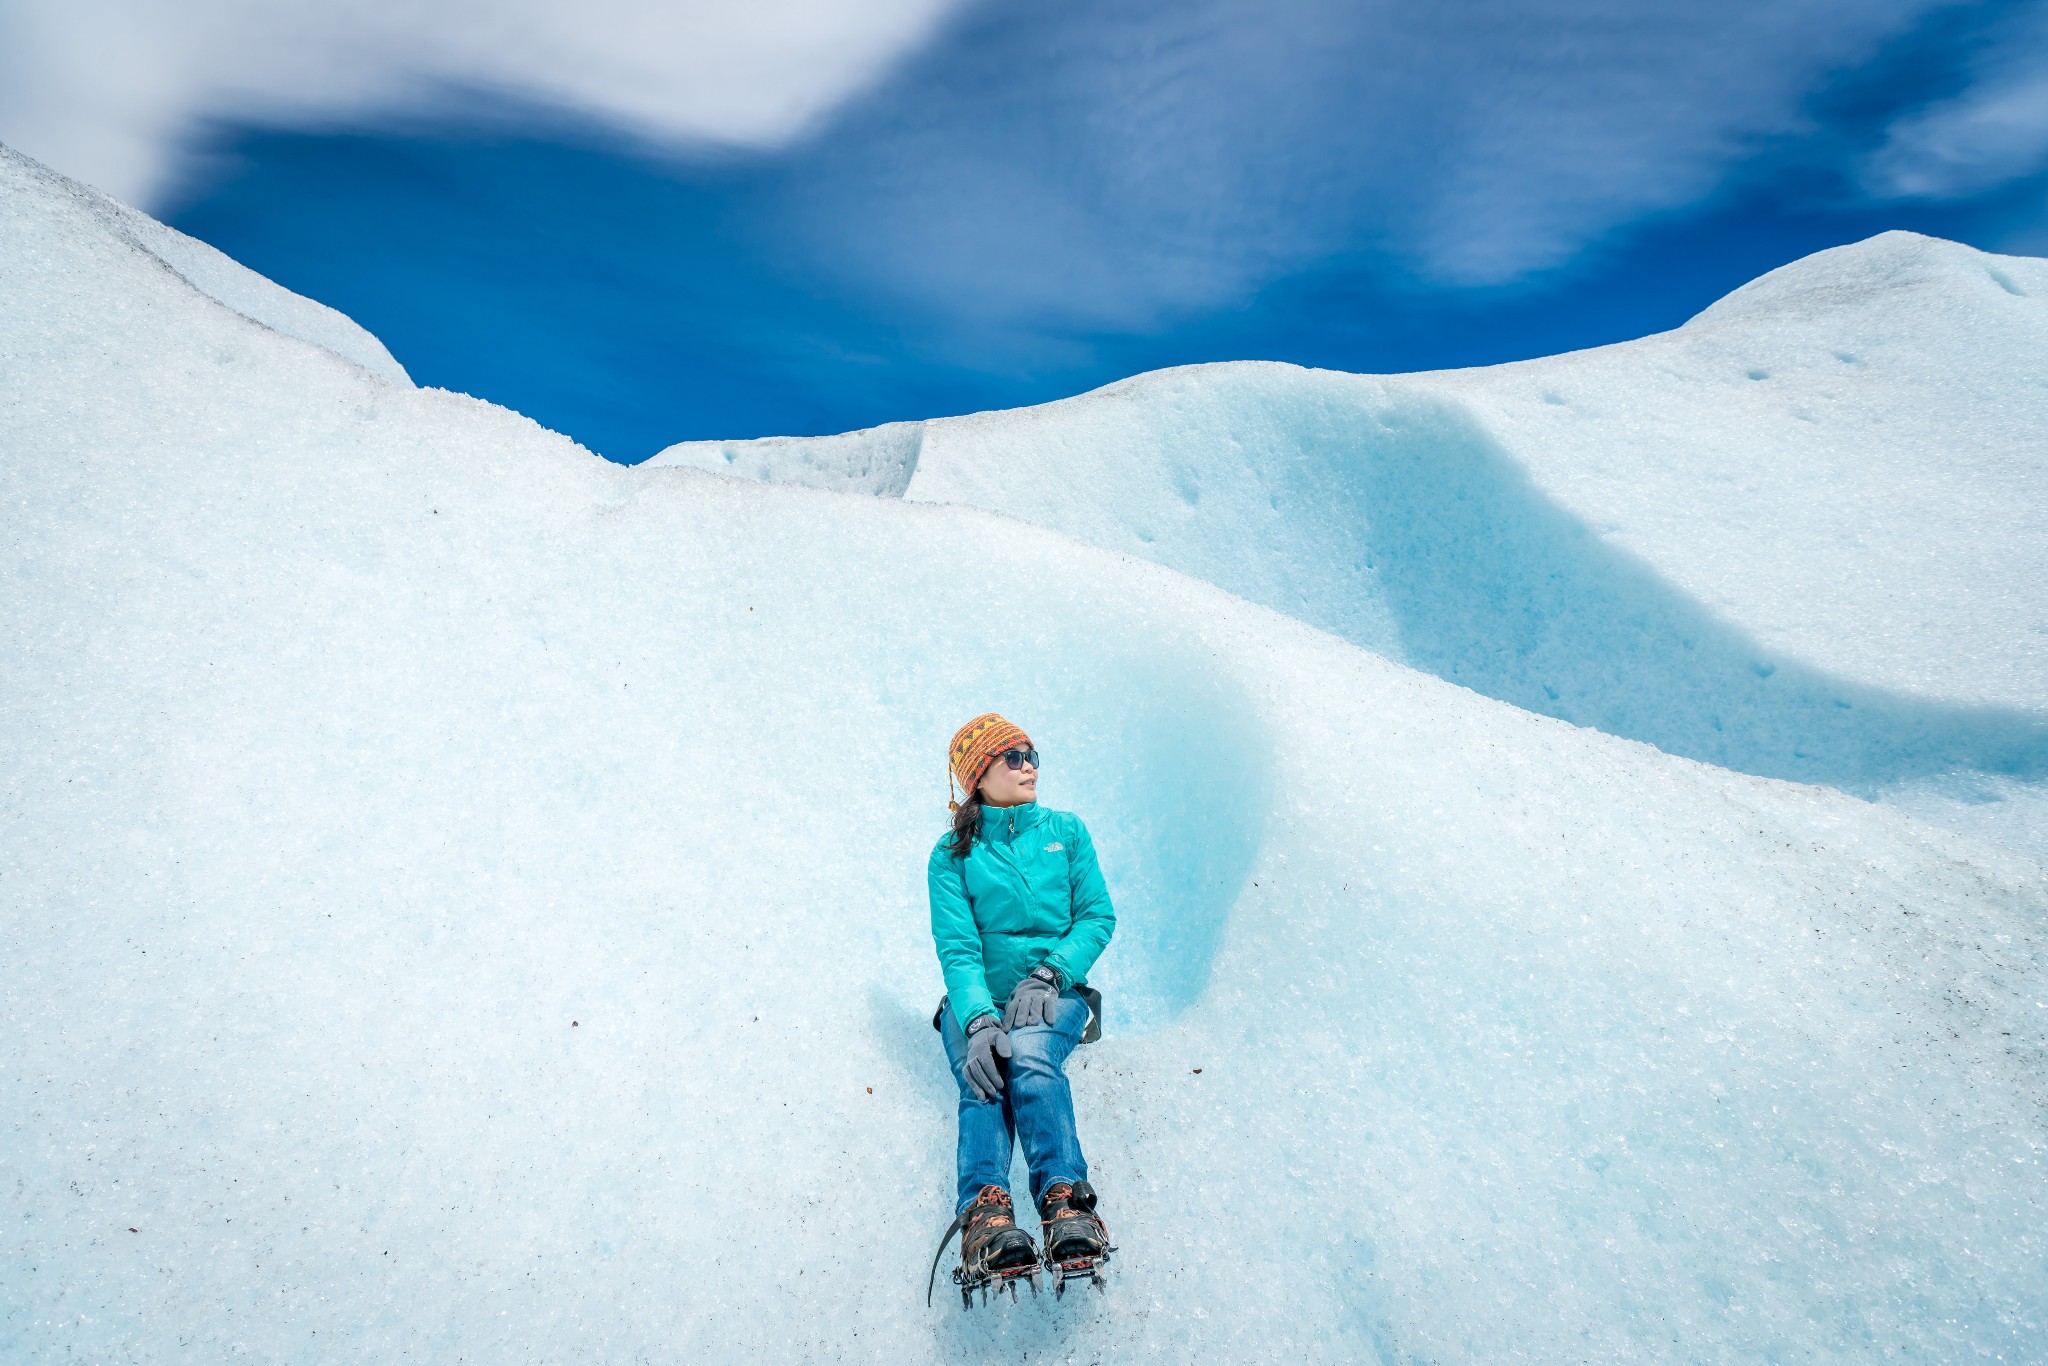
[651,232,2048,859]
[1426,232,2048,714]
[1,147,410,384]
[5,150,2048,1362]
[660,420,923,495]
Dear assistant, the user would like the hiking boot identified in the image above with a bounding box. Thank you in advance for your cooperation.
[960,1185,1038,1279]
[1037,1180,1109,1263]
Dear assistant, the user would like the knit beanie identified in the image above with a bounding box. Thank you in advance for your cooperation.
[948,712,1033,811]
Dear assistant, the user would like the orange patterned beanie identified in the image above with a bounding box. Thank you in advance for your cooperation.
[948,713,1032,810]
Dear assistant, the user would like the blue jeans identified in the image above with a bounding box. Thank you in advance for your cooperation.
[939,991,1091,1215]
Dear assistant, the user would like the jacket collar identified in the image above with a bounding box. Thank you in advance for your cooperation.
[977,800,1043,842]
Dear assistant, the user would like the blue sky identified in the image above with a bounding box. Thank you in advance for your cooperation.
[9,0,2048,462]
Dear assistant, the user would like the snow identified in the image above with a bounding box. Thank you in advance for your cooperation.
[5,145,2047,1362]
[651,231,2048,862]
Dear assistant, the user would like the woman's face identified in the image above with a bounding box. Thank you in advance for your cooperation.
[976,747,1038,807]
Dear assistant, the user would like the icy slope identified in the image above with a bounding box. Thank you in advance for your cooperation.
[649,235,2048,853]
[1434,233,2048,714]
[5,149,2047,1363]
[2,149,409,384]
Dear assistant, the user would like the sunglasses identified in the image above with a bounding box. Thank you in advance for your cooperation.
[999,747,1040,770]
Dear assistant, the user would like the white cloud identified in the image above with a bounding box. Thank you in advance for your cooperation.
[0,0,959,207]
[1865,3,2048,199]
[3,0,2001,338]
[794,0,1948,336]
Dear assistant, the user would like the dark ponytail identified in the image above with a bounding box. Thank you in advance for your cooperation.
[950,793,983,859]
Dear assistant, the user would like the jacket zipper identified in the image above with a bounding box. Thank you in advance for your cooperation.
[987,810,1034,903]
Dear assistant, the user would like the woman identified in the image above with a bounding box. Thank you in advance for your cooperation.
[927,712,1116,1302]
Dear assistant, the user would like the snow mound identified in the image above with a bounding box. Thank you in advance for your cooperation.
[6,151,2047,1362]
[1,145,410,384]
[649,231,2048,858]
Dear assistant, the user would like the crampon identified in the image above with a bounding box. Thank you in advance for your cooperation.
[928,1186,1043,1308]
[1038,1179,1113,1297]
[956,1255,1043,1307]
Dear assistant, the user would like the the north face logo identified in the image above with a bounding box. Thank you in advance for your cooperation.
[1044,841,1064,852]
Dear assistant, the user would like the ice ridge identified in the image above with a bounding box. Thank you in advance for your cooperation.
[650,236,2048,858]
[1,144,411,384]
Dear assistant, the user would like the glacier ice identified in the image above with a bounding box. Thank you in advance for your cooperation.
[3,148,410,384]
[653,233,2048,860]
[4,145,2047,1362]
[679,420,924,496]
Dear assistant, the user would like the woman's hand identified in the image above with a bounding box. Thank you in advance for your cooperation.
[963,1014,1012,1101]
[1003,966,1061,1030]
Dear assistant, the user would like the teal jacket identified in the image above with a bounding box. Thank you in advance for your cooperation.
[928,802,1115,1029]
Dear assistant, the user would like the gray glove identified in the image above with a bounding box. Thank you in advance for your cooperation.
[1004,966,1062,1030]
[963,1014,1012,1101]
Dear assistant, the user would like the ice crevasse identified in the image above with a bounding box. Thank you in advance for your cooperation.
[4,144,2047,1363]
